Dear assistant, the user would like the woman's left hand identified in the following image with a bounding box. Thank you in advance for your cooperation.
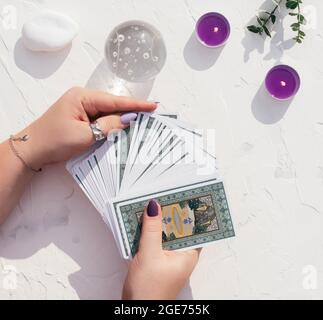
[15,87,157,170]
[123,200,201,300]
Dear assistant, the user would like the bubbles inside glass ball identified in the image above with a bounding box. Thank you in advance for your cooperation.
[106,21,167,82]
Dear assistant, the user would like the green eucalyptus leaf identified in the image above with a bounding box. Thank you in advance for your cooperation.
[263,25,271,37]
[257,17,263,25]
[271,15,276,24]
[286,1,298,10]
[291,22,300,28]
[247,25,260,33]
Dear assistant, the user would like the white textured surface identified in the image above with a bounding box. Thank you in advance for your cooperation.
[1,0,323,300]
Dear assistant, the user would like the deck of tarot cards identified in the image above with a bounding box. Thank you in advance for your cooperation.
[66,113,234,259]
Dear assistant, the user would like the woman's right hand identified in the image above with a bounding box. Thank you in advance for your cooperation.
[122,200,201,300]
[13,87,157,170]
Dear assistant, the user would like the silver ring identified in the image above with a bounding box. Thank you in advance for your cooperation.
[90,121,106,141]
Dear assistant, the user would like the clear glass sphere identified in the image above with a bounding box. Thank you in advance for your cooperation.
[105,20,167,83]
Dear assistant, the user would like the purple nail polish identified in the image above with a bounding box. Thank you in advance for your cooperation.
[121,112,138,125]
[148,100,160,105]
[147,199,159,217]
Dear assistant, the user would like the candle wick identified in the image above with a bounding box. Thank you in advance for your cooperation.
[213,27,219,33]
[280,80,287,87]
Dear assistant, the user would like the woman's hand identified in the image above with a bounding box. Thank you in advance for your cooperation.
[15,87,157,170]
[0,87,157,222]
[123,200,201,300]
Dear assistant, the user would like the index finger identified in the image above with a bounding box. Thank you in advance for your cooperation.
[81,89,158,117]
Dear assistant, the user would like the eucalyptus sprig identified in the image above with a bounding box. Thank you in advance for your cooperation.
[247,0,306,43]
[287,0,306,43]
[247,0,283,38]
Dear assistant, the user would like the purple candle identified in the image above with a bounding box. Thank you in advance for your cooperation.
[196,12,231,47]
[265,65,301,100]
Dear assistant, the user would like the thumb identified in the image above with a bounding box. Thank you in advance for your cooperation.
[139,199,163,256]
[95,113,137,138]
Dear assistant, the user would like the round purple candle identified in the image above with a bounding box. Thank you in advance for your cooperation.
[265,65,301,100]
[196,12,231,47]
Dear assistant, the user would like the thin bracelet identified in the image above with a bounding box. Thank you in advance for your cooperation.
[8,135,42,173]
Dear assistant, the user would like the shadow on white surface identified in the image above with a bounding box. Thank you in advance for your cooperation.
[14,38,71,79]
[0,164,128,299]
[241,0,295,63]
[183,32,224,71]
[241,29,265,63]
[86,59,154,99]
[251,83,293,124]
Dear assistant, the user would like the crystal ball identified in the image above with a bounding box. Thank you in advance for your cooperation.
[105,20,167,82]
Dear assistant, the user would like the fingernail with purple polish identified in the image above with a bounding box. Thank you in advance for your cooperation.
[148,100,160,105]
[121,112,138,125]
[147,199,159,217]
